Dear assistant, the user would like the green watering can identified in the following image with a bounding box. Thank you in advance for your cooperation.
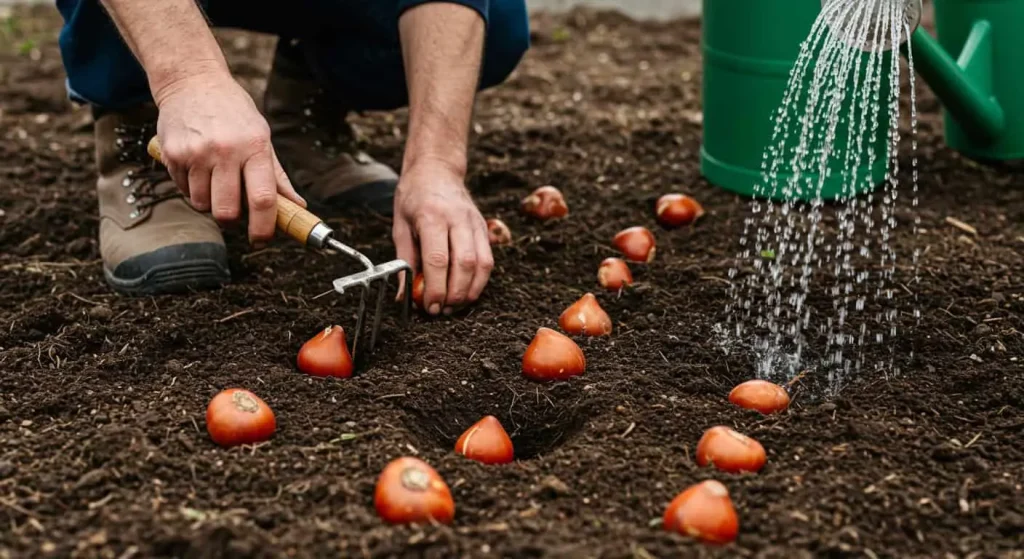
[701,0,1023,201]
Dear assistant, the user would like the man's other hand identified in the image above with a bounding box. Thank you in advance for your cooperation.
[392,161,493,315]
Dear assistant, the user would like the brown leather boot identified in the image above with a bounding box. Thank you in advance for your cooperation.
[94,106,230,295]
[264,45,399,216]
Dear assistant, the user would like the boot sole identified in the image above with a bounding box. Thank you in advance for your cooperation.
[103,242,231,296]
[104,259,231,296]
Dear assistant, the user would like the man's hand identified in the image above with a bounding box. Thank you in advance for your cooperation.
[153,70,305,245]
[393,161,493,315]
[397,3,489,315]
[97,0,304,246]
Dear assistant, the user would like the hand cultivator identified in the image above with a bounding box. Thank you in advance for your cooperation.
[147,137,411,366]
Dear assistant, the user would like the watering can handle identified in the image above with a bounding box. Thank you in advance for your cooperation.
[146,136,326,248]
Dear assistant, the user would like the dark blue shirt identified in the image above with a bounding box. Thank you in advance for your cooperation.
[398,0,489,23]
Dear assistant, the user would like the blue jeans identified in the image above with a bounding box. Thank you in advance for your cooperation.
[54,0,529,111]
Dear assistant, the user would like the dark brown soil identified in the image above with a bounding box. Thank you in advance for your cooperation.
[2,5,1023,558]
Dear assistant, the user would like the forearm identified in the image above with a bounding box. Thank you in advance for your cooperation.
[398,3,486,177]
[99,0,229,104]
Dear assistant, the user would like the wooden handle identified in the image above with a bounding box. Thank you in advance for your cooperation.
[147,136,323,246]
[274,195,322,245]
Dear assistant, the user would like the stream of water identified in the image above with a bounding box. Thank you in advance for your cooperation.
[722,0,921,392]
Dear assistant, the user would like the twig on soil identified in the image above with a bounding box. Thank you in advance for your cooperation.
[190,416,200,434]
[0,498,39,519]
[87,493,114,510]
[937,329,963,345]
[64,292,103,306]
[324,428,382,446]
[375,393,406,401]
[945,216,977,235]
[215,309,256,323]
[632,545,656,559]
[115,546,139,559]
[1,259,100,271]
[700,275,732,286]
[964,432,982,448]
[39,421,68,434]
[958,479,973,513]
[785,370,809,390]
[240,247,281,261]
[312,289,334,300]
[620,422,636,438]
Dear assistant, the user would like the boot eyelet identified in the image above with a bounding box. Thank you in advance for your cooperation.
[126,194,137,204]
[128,210,140,219]
[122,177,133,188]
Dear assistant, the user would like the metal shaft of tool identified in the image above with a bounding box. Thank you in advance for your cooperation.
[325,237,375,272]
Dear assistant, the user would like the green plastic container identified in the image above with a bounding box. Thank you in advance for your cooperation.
[700,0,891,201]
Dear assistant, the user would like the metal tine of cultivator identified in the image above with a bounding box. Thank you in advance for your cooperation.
[329,241,413,361]
[350,286,368,361]
[368,279,388,353]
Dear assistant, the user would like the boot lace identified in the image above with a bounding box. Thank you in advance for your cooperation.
[113,123,183,220]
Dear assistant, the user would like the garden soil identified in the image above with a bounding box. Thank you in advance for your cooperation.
[1,6,1022,558]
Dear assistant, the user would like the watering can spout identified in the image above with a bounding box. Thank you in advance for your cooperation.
[904,23,1006,145]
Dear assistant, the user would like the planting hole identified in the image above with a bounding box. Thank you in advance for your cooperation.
[401,383,593,459]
